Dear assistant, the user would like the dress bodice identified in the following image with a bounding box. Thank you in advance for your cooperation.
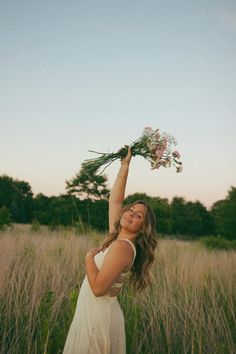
[94,239,136,296]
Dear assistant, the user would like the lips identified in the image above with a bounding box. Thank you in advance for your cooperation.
[123,215,133,224]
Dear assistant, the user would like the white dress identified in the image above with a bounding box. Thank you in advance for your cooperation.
[63,239,136,354]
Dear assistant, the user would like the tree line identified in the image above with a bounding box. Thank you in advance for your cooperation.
[0,174,235,240]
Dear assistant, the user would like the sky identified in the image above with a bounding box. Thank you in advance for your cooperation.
[0,0,236,209]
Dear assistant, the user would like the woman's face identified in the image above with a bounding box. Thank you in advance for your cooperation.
[120,203,146,234]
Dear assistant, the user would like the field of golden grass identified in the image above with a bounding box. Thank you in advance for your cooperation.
[0,225,235,354]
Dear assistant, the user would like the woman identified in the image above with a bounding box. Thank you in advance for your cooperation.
[63,147,157,354]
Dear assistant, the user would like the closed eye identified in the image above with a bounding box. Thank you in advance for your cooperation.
[129,207,143,219]
[134,212,143,219]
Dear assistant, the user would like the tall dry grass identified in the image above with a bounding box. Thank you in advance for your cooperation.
[0,225,235,354]
[122,240,236,354]
[0,225,96,354]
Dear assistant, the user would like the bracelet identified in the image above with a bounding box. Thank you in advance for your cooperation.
[118,173,127,178]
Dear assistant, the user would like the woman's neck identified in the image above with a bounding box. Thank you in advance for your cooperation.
[117,229,136,242]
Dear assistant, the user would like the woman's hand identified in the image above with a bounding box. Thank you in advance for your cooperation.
[120,145,132,167]
[85,247,101,262]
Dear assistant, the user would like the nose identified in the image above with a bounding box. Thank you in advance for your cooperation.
[126,210,134,220]
[129,210,137,219]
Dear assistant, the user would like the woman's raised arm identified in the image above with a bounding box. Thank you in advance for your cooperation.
[108,147,132,232]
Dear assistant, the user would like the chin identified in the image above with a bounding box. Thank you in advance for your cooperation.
[120,223,138,234]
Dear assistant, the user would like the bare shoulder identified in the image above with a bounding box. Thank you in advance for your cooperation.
[100,239,134,274]
[108,239,134,256]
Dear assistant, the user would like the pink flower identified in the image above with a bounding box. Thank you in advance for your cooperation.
[162,137,168,149]
[155,144,166,158]
[143,127,152,134]
[154,130,160,139]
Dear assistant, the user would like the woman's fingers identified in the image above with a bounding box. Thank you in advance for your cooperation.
[126,146,132,157]
[120,145,132,165]
[88,247,101,256]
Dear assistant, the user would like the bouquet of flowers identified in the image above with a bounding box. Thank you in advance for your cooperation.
[80,127,183,177]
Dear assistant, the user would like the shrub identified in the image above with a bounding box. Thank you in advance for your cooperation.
[30,219,41,232]
[200,236,236,250]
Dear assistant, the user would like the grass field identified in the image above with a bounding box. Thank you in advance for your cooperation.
[0,225,235,354]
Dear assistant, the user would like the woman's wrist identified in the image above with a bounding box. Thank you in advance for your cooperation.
[118,166,129,178]
[119,164,129,173]
[85,254,94,264]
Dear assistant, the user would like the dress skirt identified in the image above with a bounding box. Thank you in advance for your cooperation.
[63,274,126,354]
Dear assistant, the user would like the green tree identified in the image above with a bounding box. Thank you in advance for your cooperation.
[211,187,236,240]
[49,195,78,226]
[83,198,108,231]
[0,207,12,229]
[171,198,214,237]
[66,172,110,231]
[171,197,188,235]
[66,172,110,200]
[0,175,33,223]
[33,194,52,225]
[124,192,151,206]
[149,197,172,234]
[184,201,205,236]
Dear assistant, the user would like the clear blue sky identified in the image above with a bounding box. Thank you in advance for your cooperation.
[1,0,235,208]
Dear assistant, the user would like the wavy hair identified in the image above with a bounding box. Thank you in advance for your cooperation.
[101,200,158,292]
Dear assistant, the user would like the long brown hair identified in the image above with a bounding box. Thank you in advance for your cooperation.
[101,200,158,292]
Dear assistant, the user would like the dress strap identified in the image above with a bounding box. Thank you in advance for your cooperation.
[124,239,136,256]
[120,239,136,266]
